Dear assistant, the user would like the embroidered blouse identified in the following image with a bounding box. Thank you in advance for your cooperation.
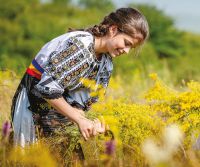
[29,31,113,111]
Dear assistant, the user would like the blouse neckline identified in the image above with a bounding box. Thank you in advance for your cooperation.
[84,30,113,64]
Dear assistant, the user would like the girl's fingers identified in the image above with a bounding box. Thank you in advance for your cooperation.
[86,130,91,139]
[94,118,100,124]
[101,116,105,124]
[92,127,97,136]
[95,119,101,128]
[92,117,107,134]
[82,131,88,141]
[101,118,106,131]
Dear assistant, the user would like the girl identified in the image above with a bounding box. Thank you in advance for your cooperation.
[11,7,149,147]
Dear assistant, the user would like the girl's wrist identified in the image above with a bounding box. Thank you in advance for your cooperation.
[73,113,86,125]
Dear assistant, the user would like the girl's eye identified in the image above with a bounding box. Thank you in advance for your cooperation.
[124,40,132,47]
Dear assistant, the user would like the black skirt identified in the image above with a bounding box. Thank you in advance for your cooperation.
[11,73,84,137]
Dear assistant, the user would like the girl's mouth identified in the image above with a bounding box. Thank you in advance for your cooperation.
[115,50,120,56]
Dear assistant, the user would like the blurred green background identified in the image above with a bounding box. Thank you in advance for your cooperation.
[0,0,199,86]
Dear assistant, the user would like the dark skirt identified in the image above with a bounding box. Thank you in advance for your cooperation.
[11,73,84,139]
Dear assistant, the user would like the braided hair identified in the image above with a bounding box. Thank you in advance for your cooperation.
[85,7,149,41]
[68,7,149,55]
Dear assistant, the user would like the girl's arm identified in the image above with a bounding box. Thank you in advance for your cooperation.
[45,97,94,140]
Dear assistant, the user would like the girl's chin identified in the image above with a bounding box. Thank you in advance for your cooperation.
[108,50,119,58]
[110,53,117,58]
[109,52,118,58]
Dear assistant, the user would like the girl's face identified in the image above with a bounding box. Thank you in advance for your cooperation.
[105,26,144,58]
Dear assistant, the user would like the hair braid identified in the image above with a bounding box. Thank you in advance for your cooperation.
[86,24,110,37]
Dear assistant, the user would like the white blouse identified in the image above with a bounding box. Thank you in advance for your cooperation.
[33,31,113,110]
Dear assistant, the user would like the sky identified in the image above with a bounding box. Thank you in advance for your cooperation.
[112,0,200,34]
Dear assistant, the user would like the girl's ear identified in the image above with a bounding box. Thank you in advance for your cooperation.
[108,25,118,37]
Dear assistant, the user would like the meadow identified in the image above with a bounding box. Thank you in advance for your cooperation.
[0,70,200,167]
[0,1,200,166]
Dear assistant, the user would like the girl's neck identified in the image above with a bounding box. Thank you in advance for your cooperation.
[94,36,107,59]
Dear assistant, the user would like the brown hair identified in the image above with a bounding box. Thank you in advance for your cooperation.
[68,7,149,56]
[85,7,149,43]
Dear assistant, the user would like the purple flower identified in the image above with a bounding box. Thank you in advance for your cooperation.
[105,140,115,155]
[2,121,11,138]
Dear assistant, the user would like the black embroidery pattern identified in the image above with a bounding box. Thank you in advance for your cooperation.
[87,64,99,80]
[59,61,90,88]
[50,44,79,65]
[84,96,99,111]
[44,36,93,89]
[88,42,95,55]
[33,84,64,99]
[45,39,81,72]
[98,70,112,88]
[32,109,73,136]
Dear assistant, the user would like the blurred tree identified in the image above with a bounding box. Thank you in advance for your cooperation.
[51,0,71,5]
[131,4,184,58]
[78,0,115,11]
[168,32,200,83]
[0,0,39,20]
[0,0,199,84]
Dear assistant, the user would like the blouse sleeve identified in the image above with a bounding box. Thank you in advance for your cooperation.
[33,32,94,99]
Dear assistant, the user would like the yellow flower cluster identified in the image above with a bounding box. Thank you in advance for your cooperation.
[80,77,105,101]
[9,141,57,167]
[79,73,200,164]
[144,74,200,148]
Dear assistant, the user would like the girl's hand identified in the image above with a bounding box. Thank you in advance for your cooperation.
[76,116,94,140]
[92,118,106,134]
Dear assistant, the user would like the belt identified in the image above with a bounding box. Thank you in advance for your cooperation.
[26,59,44,80]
